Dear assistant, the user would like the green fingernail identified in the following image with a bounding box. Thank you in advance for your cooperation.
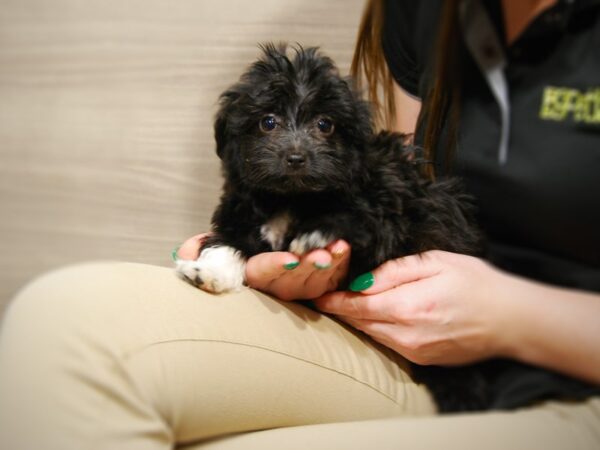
[283,261,300,270]
[171,246,181,262]
[350,272,374,292]
[314,262,332,270]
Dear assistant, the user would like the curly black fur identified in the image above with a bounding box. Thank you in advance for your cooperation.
[200,43,495,412]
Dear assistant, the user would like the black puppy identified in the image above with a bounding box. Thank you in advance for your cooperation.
[177,44,487,411]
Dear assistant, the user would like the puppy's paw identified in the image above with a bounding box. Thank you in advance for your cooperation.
[289,231,335,255]
[175,246,246,294]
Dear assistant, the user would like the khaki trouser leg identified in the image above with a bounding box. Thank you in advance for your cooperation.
[196,397,600,450]
[0,262,434,450]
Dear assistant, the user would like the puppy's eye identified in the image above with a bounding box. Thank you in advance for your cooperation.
[317,118,334,135]
[259,115,278,132]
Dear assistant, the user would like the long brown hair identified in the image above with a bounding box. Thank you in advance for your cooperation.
[351,0,463,178]
[350,0,396,130]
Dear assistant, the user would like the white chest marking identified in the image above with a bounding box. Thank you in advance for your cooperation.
[260,212,292,251]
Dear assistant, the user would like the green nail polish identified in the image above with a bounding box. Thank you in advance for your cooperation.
[171,246,181,262]
[283,261,300,270]
[314,262,332,270]
[350,272,374,292]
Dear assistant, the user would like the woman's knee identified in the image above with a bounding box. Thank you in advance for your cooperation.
[4,262,154,330]
[0,262,178,450]
[0,262,186,359]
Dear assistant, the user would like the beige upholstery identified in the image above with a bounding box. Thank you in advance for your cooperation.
[0,0,365,313]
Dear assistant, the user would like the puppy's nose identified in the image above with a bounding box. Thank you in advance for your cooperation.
[286,153,306,169]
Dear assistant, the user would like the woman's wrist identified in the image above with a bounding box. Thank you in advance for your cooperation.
[479,267,562,362]
[477,269,527,360]
[487,272,600,383]
[485,272,540,360]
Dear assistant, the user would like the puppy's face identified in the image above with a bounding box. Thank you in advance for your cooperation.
[215,44,373,194]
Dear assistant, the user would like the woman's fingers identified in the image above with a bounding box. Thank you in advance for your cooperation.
[176,233,211,260]
[246,240,351,301]
[300,240,351,296]
[335,316,405,342]
[314,289,398,322]
[245,252,300,287]
[264,249,332,300]
[352,252,443,295]
[304,240,351,295]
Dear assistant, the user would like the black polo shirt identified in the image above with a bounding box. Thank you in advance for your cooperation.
[382,0,600,408]
[382,0,600,292]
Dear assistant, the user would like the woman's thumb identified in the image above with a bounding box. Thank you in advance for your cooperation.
[349,251,441,295]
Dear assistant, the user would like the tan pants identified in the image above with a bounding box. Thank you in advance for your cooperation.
[0,262,599,450]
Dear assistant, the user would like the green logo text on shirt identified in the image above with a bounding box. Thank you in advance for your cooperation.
[539,86,600,124]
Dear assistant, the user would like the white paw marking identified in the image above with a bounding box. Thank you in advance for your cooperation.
[260,211,292,251]
[289,231,335,255]
[176,246,246,293]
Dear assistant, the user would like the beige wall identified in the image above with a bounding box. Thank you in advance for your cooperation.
[0,0,365,313]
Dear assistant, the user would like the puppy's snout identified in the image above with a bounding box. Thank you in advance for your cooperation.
[286,153,306,169]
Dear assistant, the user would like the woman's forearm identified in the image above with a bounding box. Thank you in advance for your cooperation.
[499,274,600,384]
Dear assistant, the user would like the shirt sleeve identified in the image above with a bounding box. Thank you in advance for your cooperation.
[381,0,442,99]
[381,0,421,97]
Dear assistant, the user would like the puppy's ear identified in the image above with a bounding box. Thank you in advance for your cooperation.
[214,90,241,159]
[214,113,228,160]
[338,76,374,143]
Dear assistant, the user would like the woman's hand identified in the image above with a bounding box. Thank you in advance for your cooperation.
[314,250,513,366]
[175,234,351,301]
[176,233,211,260]
[315,250,600,383]
[245,240,351,301]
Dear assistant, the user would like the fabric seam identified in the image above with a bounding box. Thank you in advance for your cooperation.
[122,338,405,408]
